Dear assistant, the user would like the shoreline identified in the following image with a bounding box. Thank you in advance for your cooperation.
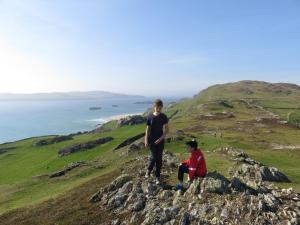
[91,112,144,124]
[0,112,144,145]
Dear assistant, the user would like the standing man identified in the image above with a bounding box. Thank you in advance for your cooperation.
[145,99,169,184]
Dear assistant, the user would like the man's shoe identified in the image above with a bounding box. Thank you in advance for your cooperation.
[175,183,183,191]
[155,178,161,185]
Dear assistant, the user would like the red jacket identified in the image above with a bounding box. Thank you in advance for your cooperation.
[182,149,207,180]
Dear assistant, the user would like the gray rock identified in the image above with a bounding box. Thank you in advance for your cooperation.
[202,172,230,194]
[159,190,174,200]
[143,182,159,196]
[161,207,180,222]
[111,219,121,225]
[132,196,146,211]
[229,177,257,195]
[185,178,202,196]
[130,212,143,224]
[133,181,144,194]
[117,115,147,127]
[108,194,128,208]
[220,208,229,219]
[107,174,132,192]
[49,161,84,178]
[113,132,145,150]
[89,190,103,203]
[260,166,291,183]
[118,181,133,195]
[34,135,73,146]
[58,137,113,156]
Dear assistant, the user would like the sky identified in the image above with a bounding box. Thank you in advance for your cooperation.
[0,0,299,97]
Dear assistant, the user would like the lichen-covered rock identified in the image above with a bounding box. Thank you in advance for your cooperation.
[163,151,178,168]
[202,172,230,194]
[89,155,300,225]
[107,174,132,192]
[229,177,257,195]
[34,135,73,146]
[117,115,147,127]
[185,178,202,196]
[260,166,291,183]
[132,195,146,211]
[58,137,113,156]
[49,161,85,178]
[107,194,128,209]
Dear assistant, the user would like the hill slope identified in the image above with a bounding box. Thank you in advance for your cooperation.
[0,80,299,224]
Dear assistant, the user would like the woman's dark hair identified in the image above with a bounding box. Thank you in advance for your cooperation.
[186,139,198,149]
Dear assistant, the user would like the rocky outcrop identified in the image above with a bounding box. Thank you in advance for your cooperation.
[89,154,299,225]
[221,146,262,165]
[58,137,113,156]
[113,133,145,151]
[222,147,291,187]
[117,115,147,127]
[197,111,235,120]
[34,135,73,146]
[201,172,231,194]
[0,146,17,154]
[49,161,85,178]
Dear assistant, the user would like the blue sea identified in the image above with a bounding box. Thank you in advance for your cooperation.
[0,98,155,144]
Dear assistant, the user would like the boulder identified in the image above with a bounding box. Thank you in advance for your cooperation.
[88,154,300,225]
[229,177,257,195]
[107,174,132,191]
[113,133,145,151]
[58,137,113,156]
[127,141,145,153]
[185,178,202,196]
[260,166,291,183]
[158,207,180,224]
[132,196,146,211]
[35,135,73,146]
[163,151,178,168]
[201,172,230,194]
[49,161,84,178]
[117,115,147,127]
[108,194,128,209]
[234,163,291,186]
[0,146,17,154]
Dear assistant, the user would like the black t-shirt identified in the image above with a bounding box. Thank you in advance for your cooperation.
[146,112,168,144]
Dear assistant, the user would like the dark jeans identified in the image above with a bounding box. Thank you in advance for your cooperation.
[178,164,189,181]
[147,143,164,178]
[178,164,206,181]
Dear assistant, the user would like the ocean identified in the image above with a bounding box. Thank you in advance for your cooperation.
[0,98,155,144]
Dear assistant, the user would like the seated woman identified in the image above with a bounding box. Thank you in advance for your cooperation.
[176,139,207,190]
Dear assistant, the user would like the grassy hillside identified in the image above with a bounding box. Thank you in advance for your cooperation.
[0,80,300,224]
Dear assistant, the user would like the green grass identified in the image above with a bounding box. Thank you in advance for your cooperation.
[1,80,300,218]
[0,124,145,214]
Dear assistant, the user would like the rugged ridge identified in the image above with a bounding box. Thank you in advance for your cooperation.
[89,150,300,225]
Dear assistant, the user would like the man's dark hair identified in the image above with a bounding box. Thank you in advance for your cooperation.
[186,139,198,149]
[154,99,163,107]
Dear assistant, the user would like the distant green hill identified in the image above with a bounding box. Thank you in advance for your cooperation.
[0,91,145,101]
[196,80,300,101]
